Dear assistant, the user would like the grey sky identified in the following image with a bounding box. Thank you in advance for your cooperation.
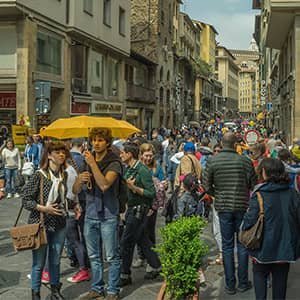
[182,0,258,50]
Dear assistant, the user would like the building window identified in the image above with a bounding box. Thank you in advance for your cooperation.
[83,0,93,15]
[108,57,118,96]
[103,0,111,26]
[90,51,103,94]
[37,31,62,75]
[119,7,126,36]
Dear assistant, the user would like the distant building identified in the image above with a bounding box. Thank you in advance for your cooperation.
[215,46,239,119]
[230,48,259,117]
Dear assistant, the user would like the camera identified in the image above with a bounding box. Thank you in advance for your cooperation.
[133,205,146,220]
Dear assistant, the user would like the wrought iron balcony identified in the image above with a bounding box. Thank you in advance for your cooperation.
[126,83,155,103]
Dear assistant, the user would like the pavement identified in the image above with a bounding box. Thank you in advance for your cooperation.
[1,195,300,299]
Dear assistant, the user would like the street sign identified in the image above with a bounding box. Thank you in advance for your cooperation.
[34,81,51,114]
[35,98,50,115]
[267,102,273,111]
[34,81,51,98]
[244,129,260,145]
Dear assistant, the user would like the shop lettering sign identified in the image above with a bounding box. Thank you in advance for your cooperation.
[92,102,122,114]
[0,93,16,109]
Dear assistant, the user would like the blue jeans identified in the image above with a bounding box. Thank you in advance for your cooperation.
[84,216,121,295]
[5,168,17,194]
[31,226,66,292]
[66,216,88,269]
[218,211,249,289]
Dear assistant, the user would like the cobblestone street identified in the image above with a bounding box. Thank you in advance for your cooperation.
[1,196,300,299]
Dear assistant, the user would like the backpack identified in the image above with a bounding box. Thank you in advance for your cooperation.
[152,177,166,211]
[118,171,128,214]
[161,186,180,223]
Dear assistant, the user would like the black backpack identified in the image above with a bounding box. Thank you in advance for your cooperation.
[118,163,128,214]
[161,186,180,223]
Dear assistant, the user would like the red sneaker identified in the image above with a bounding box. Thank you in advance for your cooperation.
[67,269,91,283]
[41,271,50,284]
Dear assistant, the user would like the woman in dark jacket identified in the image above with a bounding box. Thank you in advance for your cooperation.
[242,158,300,300]
[22,141,80,300]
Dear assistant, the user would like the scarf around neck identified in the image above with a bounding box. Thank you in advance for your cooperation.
[39,169,66,210]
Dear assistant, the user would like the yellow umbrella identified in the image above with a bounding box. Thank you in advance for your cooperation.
[39,116,140,139]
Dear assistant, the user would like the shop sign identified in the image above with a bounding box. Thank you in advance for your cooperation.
[126,108,139,116]
[71,102,90,114]
[0,93,16,109]
[91,102,122,114]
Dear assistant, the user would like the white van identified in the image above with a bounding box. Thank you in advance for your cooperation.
[224,122,237,131]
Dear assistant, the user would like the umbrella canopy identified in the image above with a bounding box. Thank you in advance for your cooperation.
[39,116,140,139]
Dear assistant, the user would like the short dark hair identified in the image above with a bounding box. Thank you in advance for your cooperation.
[201,137,210,147]
[123,142,140,159]
[277,149,290,162]
[222,132,237,148]
[71,138,85,148]
[89,128,112,146]
[258,158,290,184]
[183,173,199,192]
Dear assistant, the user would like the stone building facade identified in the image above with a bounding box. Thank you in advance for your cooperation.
[131,0,178,128]
[253,0,300,143]
[0,0,130,131]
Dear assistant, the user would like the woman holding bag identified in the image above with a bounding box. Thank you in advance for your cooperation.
[22,141,80,300]
[241,158,300,300]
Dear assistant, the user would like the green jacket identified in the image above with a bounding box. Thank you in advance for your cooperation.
[124,161,156,207]
[203,148,257,212]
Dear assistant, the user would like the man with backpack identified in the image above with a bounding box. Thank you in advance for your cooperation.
[174,142,201,189]
[73,128,122,300]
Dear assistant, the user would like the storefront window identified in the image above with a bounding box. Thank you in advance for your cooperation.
[37,32,62,75]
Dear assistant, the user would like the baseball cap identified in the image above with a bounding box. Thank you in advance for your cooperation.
[183,142,196,153]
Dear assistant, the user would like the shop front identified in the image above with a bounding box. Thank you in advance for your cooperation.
[0,92,16,135]
[91,101,123,119]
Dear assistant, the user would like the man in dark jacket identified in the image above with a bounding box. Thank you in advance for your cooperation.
[203,132,257,295]
[119,142,161,286]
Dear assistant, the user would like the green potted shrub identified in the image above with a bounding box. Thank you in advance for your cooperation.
[156,216,208,300]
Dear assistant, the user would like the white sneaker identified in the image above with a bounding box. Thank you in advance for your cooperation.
[7,193,12,199]
[14,193,20,198]
[132,258,145,268]
[27,274,31,280]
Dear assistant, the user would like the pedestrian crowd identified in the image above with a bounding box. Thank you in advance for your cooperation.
[1,119,300,300]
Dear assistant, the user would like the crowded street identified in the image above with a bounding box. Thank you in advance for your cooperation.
[1,0,300,300]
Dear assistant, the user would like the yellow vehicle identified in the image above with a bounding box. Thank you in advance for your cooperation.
[12,125,33,145]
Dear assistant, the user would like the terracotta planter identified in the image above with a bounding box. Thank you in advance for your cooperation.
[157,281,199,300]
[157,281,167,300]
